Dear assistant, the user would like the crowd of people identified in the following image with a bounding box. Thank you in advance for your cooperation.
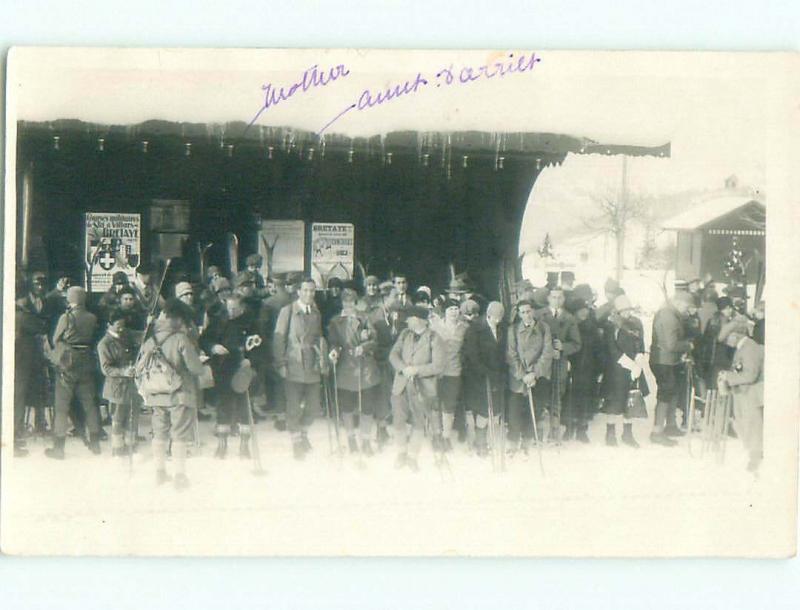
[13,254,766,490]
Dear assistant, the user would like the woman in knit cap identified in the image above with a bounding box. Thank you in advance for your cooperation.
[430,298,470,452]
[327,288,382,455]
[602,294,647,447]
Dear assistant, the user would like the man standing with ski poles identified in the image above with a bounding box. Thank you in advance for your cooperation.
[273,277,328,460]
[506,299,554,459]
[388,305,445,472]
[327,288,382,457]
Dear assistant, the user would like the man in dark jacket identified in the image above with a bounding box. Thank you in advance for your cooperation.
[368,294,396,447]
[538,287,582,443]
[564,296,602,443]
[99,271,131,322]
[261,272,294,431]
[14,270,52,455]
[462,301,507,456]
[200,294,261,459]
[649,291,694,446]
[319,276,344,331]
[699,296,738,390]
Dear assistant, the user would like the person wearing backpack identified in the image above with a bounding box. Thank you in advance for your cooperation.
[137,298,206,490]
[46,286,102,459]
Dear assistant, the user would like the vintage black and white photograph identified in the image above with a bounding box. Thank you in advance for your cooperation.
[1,48,796,556]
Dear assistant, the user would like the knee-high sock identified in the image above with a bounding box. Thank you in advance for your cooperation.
[343,412,356,435]
[465,411,477,443]
[359,414,373,439]
[653,401,668,432]
[172,441,187,475]
[408,427,424,456]
[152,439,168,471]
[442,413,455,439]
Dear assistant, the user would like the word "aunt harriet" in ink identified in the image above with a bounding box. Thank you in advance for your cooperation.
[316,52,542,135]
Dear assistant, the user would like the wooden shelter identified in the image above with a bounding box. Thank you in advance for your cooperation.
[15,119,669,303]
[664,195,766,289]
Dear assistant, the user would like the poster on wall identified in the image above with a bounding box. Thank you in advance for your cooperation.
[258,220,306,278]
[310,222,354,287]
[84,212,141,292]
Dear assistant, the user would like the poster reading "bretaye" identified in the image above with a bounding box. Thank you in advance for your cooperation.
[310,222,354,287]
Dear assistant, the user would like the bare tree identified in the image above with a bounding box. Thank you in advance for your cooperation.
[582,157,647,281]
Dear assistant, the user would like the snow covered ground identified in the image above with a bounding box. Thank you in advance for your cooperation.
[2,402,768,557]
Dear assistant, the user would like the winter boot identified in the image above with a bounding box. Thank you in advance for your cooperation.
[45,436,66,460]
[301,431,312,452]
[663,423,686,437]
[548,415,562,444]
[377,424,390,445]
[649,431,678,446]
[239,434,252,459]
[87,433,102,455]
[605,424,618,447]
[214,434,228,459]
[576,424,591,444]
[274,416,287,432]
[174,473,190,491]
[475,427,488,457]
[156,470,172,486]
[621,423,640,448]
[293,438,306,460]
[563,423,576,441]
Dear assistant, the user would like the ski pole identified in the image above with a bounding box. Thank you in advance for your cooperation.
[486,377,498,471]
[245,390,265,476]
[321,376,335,456]
[319,340,335,455]
[332,359,343,454]
[527,385,545,477]
[127,395,135,477]
[356,359,366,469]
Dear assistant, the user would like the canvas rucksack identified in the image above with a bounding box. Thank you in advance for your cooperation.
[135,332,183,399]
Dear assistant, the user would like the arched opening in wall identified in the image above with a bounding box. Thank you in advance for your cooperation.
[517,151,679,313]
